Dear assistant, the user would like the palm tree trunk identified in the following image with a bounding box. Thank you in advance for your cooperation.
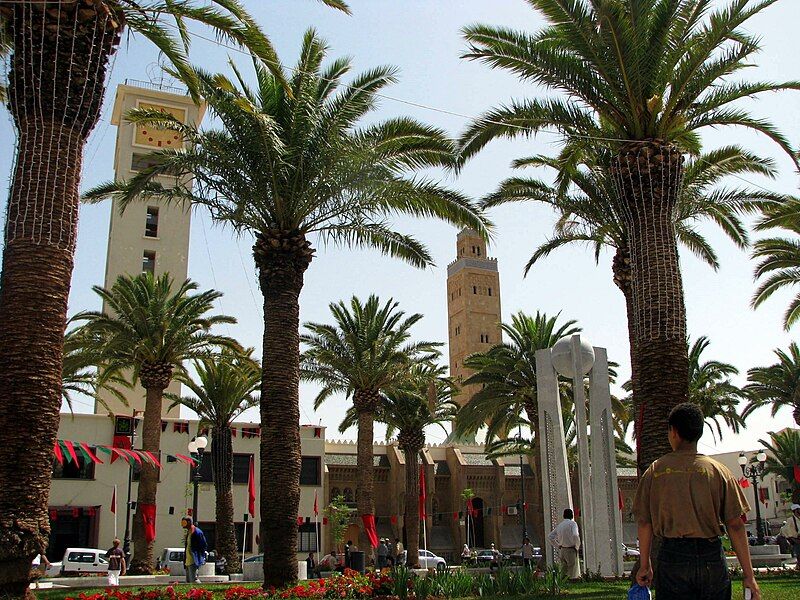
[612,245,640,468]
[611,141,688,472]
[129,380,168,574]
[353,391,378,554]
[401,444,422,568]
[212,426,241,574]
[0,6,120,596]
[255,230,313,588]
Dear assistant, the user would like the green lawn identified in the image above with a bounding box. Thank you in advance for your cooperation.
[34,576,800,600]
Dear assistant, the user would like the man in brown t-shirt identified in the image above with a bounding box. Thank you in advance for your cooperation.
[633,403,759,600]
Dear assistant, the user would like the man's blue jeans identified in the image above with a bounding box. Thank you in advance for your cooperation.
[656,537,730,600]
[185,564,198,583]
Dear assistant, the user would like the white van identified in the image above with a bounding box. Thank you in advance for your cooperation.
[60,548,109,576]
[157,547,186,576]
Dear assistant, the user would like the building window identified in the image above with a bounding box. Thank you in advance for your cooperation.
[145,207,159,237]
[300,456,321,486]
[131,153,160,172]
[472,286,477,294]
[197,453,252,484]
[52,455,95,480]
[488,287,492,296]
[298,522,320,552]
[476,247,481,256]
[142,250,156,274]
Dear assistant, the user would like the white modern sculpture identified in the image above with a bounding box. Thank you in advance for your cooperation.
[537,334,623,576]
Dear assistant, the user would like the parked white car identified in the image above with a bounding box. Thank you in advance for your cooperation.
[621,543,640,560]
[398,549,447,570]
[157,547,186,576]
[60,548,109,576]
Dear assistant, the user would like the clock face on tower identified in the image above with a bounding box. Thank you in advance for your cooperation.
[133,102,187,149]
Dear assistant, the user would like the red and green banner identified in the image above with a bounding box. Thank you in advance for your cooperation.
[53,439,196,468]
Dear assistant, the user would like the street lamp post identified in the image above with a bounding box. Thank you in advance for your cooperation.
[517,424,528,541]
[123,413,142,559]
[738,450,768,546]
[188,436,208,522]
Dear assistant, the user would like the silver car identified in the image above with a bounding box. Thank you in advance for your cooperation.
[398,549,447,570]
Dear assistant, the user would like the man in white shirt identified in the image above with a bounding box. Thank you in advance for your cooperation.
[548,508,581,579]
[779,503,800,571]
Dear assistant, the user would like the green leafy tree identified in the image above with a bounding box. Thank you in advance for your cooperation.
[373,361,457,568]
[453,311,579,546]
[0,2,347,593]
[85,33,488,585]
[759,429,800,504]
[325,494,353,553]
[486,147,784,422]
[752,200,800,330]
[73,273,236,573]
[167,348,260,574]
[301,295,439,553]
[457,0,799,471]
[745,343,800,427]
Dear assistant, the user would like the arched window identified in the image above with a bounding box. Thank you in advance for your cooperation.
[343,487,354,504]
[330,487,341,501]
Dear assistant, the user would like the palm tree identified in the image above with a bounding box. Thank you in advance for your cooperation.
[0,2,348,592]
[686,336,746,441]
[301,296,439,553]
[61,326,131,413]
[759,429,800,505]
[84,34,488,585]
[485,147,784,436]
[167,348,260,575]
[342,361,458,568]
[752,199,800,330]
[457,0,799,471]
[744,343,800,427]
[453,311,579,547]
[73,273,236,573]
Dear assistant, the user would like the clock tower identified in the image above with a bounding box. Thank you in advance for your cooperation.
[94,81,206,416]
[446,229,503,406]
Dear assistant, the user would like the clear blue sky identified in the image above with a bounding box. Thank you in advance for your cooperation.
[2,1,799,454]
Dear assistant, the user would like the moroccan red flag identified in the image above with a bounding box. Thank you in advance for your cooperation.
[618,489,624,511]
[794,465,800,483]
[758,487,768,504]
[390,515,398,525]
[313,490,318,516]
[248,455,256,518]
[111,486,117,515]
[739,477,750,488]
[361,514,379,548]
[111,435,132,464]
[140,503,157,543]
[419,467,427,520]
[466,498,478,518]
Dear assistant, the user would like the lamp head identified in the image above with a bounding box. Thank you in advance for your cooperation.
[196,436,208,450]
[737,452,747,467]
[756,450,767,464]
[188,441,198,453]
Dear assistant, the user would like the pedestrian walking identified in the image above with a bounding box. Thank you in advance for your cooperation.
[779,504,800,571]
[548,509,581,579]
[306,552,317,577]
[105,538,126,586]
[377,538,389,568]
[388,536,397,567]
[520,536,535,568]
[634,403,760,600]
[461,543,471,565]
[31,553,51,588]
[180,516,208,583]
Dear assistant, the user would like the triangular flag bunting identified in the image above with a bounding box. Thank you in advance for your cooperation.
[53,440,64,465]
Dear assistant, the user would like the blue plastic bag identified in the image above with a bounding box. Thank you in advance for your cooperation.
[627,584,651,600]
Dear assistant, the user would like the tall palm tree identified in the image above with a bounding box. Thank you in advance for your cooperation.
[752,199,800,330]
[744,343,800,427]
[759,429,800,505]
[457,0,799,471]
[342,361,458,568]
[301,296,439,553]
[484,146,784,435]
[453,311,580,546]
[73,273,236,573]
[84,33,488,586]
[167,348,260,575]
[0,2,348,592]
[686,336,746,441]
